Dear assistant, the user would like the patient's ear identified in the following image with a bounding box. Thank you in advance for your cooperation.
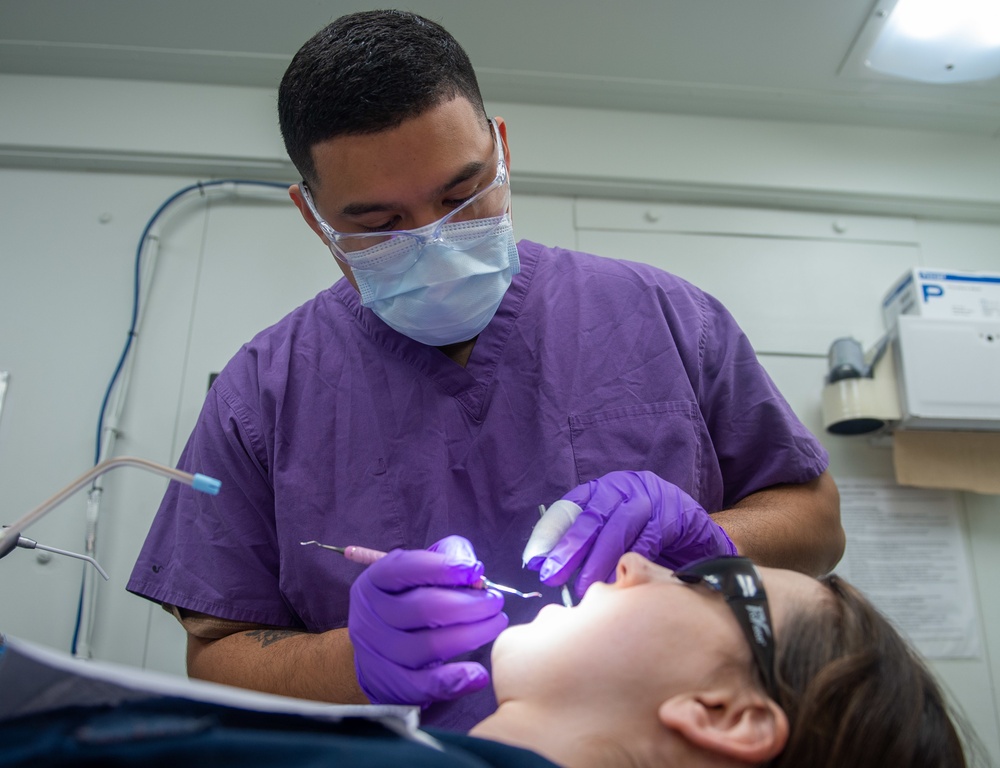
[658,689,789,763]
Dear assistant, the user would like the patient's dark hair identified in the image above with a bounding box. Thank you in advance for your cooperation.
[767,574,973,768]
[278,10,487,185]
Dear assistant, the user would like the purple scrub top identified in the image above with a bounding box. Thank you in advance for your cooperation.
[128,240,828,730]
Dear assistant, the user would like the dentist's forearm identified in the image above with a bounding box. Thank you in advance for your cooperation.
[187,624,370,704]
[713,470,844,577]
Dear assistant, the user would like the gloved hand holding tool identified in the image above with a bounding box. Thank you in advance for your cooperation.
[524,470,737,599]
[347,535,509,707]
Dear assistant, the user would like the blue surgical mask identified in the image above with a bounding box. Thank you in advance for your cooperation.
[349,213,520,346]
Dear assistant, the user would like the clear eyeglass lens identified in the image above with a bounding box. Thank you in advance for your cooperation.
[335,181,509,258]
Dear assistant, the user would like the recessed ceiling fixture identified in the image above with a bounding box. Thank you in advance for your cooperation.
[866,0,1000,83]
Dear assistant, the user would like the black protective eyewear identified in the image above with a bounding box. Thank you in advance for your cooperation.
[674,556,776,694]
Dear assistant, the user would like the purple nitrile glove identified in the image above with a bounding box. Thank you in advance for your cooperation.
[348,535,508,707]
[528,470,737,598]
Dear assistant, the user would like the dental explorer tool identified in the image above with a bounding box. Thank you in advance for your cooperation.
[299,541,542,598]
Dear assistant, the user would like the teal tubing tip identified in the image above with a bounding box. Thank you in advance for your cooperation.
[192,474,222,495]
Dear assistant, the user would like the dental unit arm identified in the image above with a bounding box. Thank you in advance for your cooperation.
[0,456,220,575]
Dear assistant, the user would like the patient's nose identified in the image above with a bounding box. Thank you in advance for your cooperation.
[615,552,659,587]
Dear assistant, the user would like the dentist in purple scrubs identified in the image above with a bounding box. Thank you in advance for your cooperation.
[129,10,843,732]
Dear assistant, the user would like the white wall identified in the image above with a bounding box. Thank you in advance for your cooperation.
[1,74,998,761]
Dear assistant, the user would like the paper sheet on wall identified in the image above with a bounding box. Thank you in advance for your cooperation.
[833,478,980,659]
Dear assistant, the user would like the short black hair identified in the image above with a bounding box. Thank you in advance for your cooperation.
[278,9,487,185]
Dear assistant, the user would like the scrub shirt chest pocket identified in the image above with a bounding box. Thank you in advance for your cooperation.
[569,401,708,500]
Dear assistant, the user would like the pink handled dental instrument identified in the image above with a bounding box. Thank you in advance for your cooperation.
[300,540,542,598]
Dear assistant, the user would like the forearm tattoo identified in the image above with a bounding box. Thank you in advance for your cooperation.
[245,628,301,648]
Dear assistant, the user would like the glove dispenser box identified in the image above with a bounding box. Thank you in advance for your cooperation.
[893,315,1000,430]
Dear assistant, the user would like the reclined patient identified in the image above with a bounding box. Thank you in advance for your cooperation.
[0,553,973,768]
[471,552,969,767]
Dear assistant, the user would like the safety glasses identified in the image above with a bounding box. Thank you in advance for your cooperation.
[674,556,776,694]
[300,119,509,269]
